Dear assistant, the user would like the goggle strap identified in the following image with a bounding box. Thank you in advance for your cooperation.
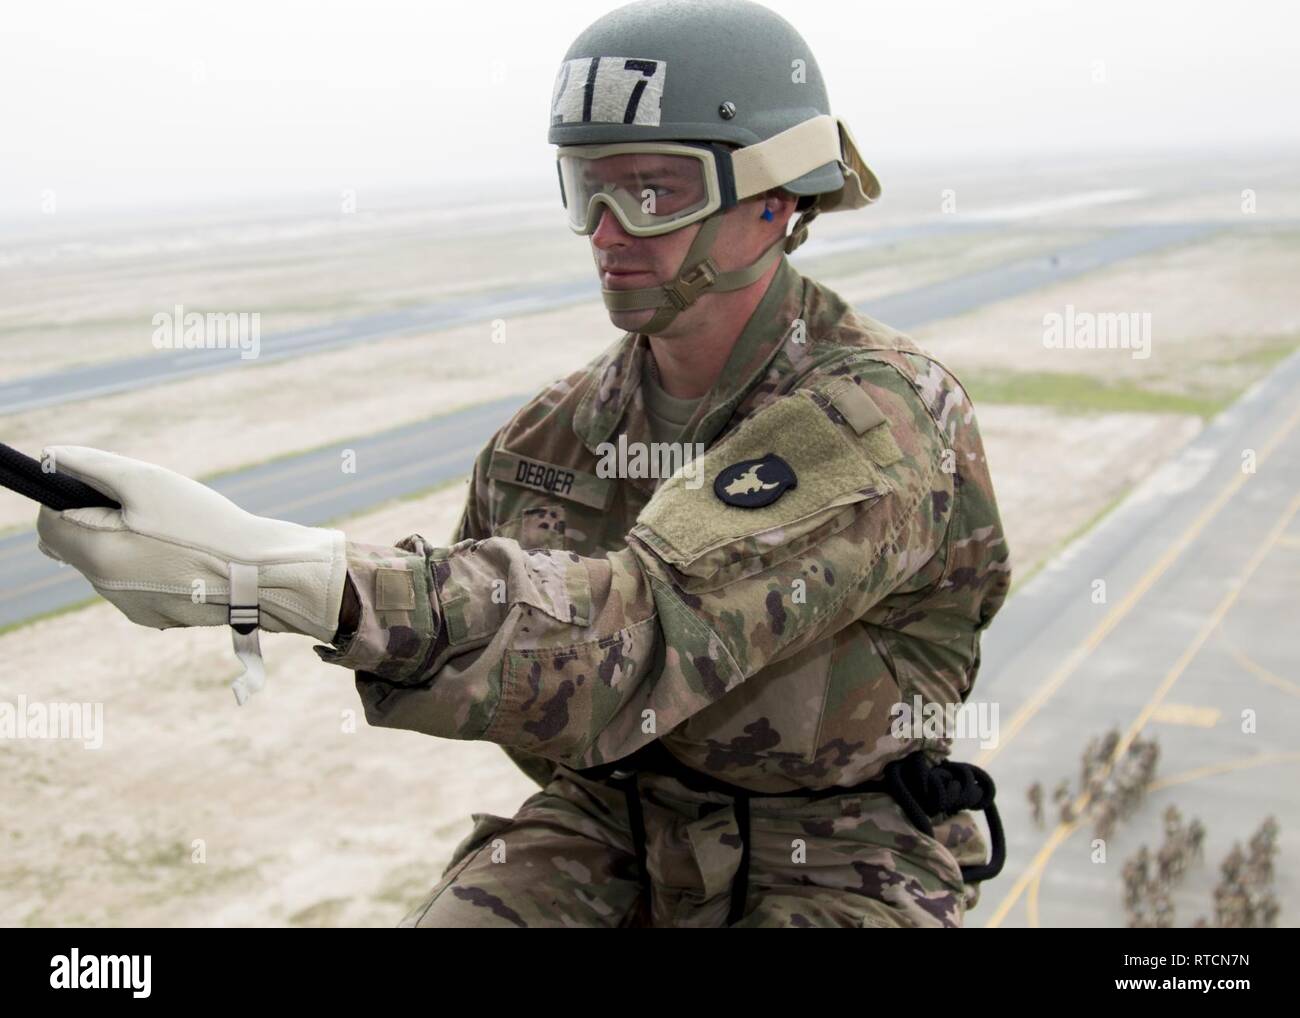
[783,202,822,254]
[603,213,725,313]
[604,214,786,336]
[730,114,843,200]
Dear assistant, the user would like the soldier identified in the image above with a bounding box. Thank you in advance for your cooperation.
[1133,844,1151,890]
[1221,843,1245,884]
[1156,841,1178,887]
[32,0,1012,928]
[1121,857,1142,909]
[1163,804,1182,840]
[1053,778,1070,805]
[1249,817,1278,861]
[1099,727,1121,765]
[1143,738,1161,776]
[1153,890,1174,929]
[1213,884,1229,927]
[1232,887,1253,928]
[1258,894,1280,928]
[1080,735,1100,791]
[1028,782,1045,828]
[1187,817,1205,863]
[1093,798,1117,841]
[1247,843,1273,884]
[1115,774,1139,820]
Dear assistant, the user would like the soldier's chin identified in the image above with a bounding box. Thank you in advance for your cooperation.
[608,307,656,333]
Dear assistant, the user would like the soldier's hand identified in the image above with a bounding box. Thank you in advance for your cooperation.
[35,445,347,643]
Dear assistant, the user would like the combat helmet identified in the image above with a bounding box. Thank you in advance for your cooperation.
[549,0,880,334]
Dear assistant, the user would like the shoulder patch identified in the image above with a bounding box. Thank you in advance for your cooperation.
[633,390,890,577]
[714,454,797,508]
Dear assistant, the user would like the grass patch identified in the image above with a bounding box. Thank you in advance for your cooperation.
[964,370,1226,418]
[1208,337,1300,369]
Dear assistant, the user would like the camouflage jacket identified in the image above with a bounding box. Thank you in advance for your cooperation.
[316,254,1012,802]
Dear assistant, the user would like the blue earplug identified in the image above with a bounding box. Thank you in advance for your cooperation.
[761,208,774,221]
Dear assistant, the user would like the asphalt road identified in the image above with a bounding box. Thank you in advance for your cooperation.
[953,348,1300,928]
[0,220,1220,630]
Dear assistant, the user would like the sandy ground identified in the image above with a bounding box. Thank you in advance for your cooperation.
[0,200,583,383]
[912,228,1300,388]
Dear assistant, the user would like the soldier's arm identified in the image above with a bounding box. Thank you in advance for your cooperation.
[315,358,959,769]
[334,434,496,643]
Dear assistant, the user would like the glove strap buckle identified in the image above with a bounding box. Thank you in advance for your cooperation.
[228,562,265,706]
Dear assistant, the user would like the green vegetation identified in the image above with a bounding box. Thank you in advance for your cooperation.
[966,333,1299,421]
[964,370,1227,418]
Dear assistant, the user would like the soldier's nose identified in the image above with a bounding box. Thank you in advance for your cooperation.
[591,206,632,249]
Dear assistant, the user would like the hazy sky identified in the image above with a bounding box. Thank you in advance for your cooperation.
[2,0,1297,217]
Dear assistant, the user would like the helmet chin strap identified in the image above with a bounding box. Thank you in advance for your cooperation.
[600,212,788,336]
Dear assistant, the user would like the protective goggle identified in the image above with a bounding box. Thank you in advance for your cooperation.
[554,115,881,239]
[556,141,735,237]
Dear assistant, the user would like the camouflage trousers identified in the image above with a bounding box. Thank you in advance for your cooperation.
[400,764,988,928]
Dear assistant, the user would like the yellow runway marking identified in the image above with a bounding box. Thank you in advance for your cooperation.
[1149,703,1221,727]
[1219,629,1300,700]
[977,401,1300,771]
[987,490,1300,928]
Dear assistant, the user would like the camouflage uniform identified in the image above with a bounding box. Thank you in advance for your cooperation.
[314,254,1013,926]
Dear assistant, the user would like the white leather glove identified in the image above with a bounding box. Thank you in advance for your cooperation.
[35,446,347,702]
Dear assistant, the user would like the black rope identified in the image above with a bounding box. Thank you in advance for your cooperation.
[729,794,751,925]
[608,772,651,922]
[883,753,1006,883]
[0,442,118,511]
[577,743,1006,925]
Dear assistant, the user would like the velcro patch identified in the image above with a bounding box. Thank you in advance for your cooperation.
[489,450,614,510]
[633,391,890,572]
[823,377,887,434]
[375,568,416,611]
[812,377,903,467]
